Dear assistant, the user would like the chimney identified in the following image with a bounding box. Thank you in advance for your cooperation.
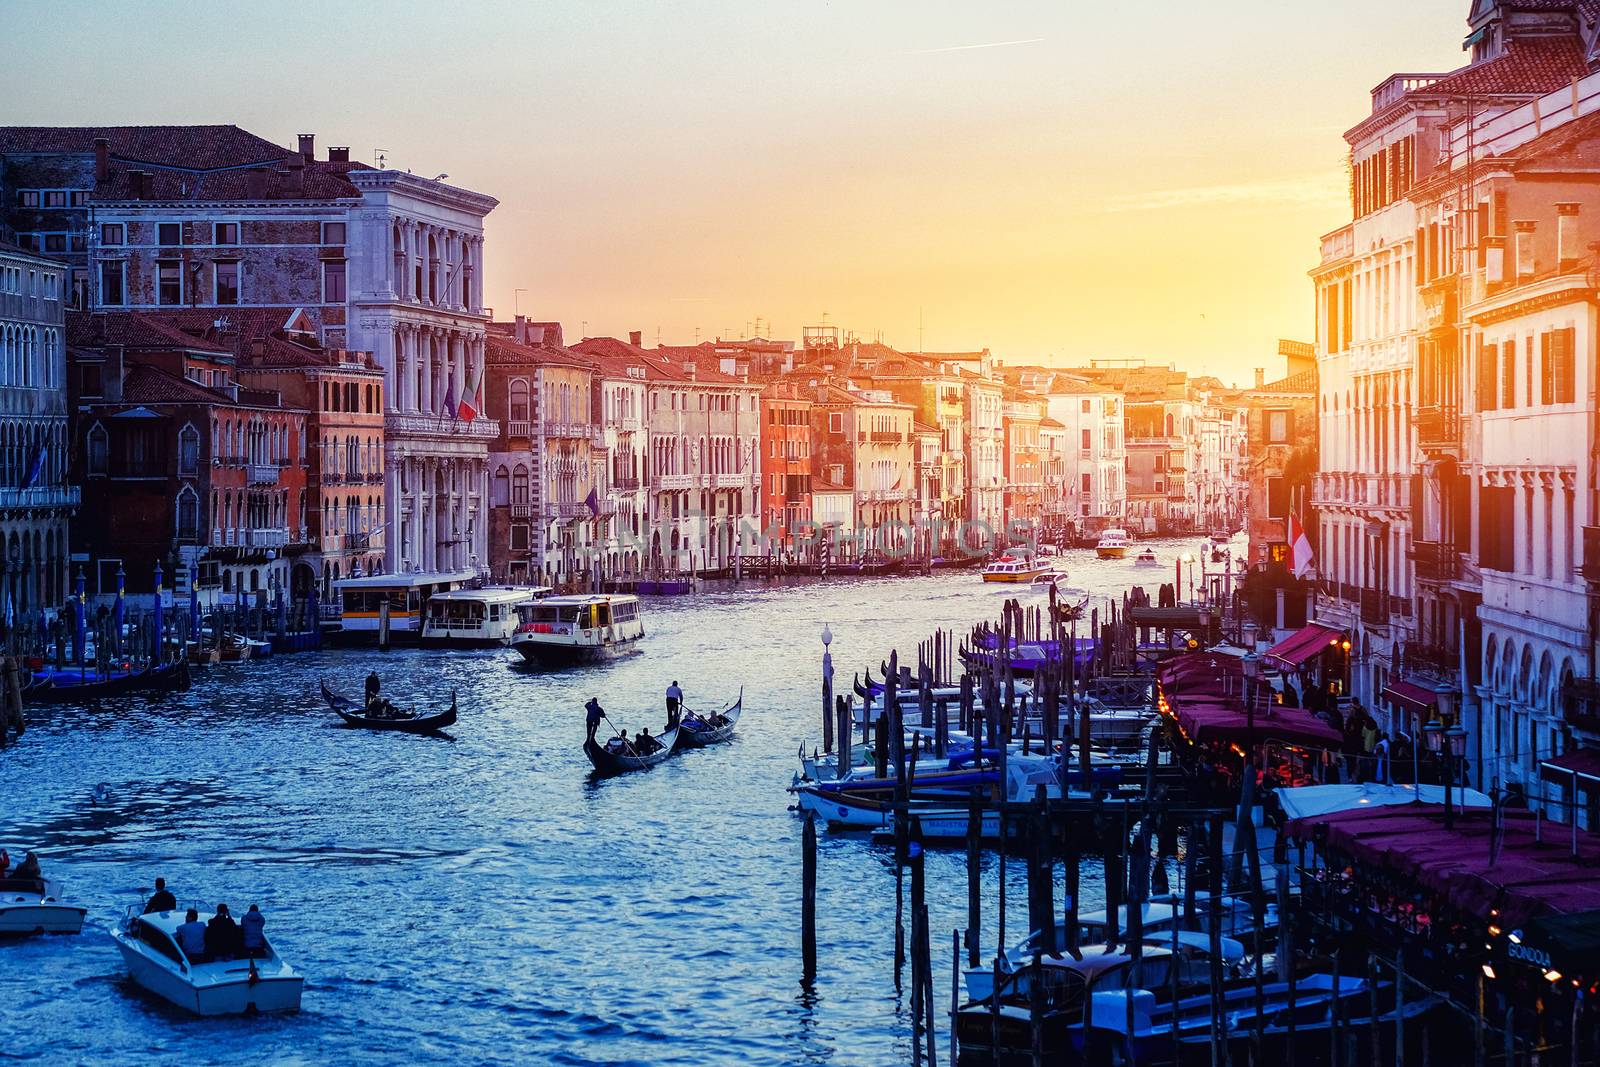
[1254,367,1265,388]
[328,146,350,163]
[543,323,563,347]
[244,168,269,198]
[285,153,304,194]
[528,325,545,344]
[297,134,315,163]
[514,314,527,344]
[629,330,643,347]
[93,137,110,182]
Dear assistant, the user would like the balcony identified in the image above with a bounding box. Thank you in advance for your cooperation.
[614,476,642,491]
[509,503,535,519]
[712,472,751,490]
[590,427,608,447]
[248,464,279,485]
[1371,72,1445,111]
[1360,588,1390,628]
[0,485,80,512]
[1403,641,1460,681]
[859,488,909,503]
[506,419,532,438]
[1583,526,1600,584]
[653,473,696,491]
[1415,404,1459,451]
[386,413,500,440]
[545,421,590,439]
[550,500,600,519]
[1410,539,1460,582]
[1420,277,1458,334]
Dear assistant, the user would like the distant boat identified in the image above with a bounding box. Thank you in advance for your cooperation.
[983,556,1049,583]
[677,689,743,748]
[320,681,458,734]
[1095,529,1132,559]
[511,594,646,667]
[26,662,188,705]
[0,875,86,936]
[1133,547,1161,566]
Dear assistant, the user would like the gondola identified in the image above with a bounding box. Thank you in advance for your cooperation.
[584,722,680,774]
[677,688,743,748]
[25,661,189,705]
[320,680,458,734]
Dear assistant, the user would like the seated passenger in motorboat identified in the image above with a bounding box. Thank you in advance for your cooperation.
[240,904,267,959]
[175,908,207,961]
[204,903,242,961]
[144,876,176,914]
[12,851,41,880]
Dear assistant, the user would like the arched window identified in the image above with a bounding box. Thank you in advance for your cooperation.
[178,423,200,475]
[86,423,108,476]
[510,378,529,422]
[393,225,407,298]
[176,486,199,541]
[492,465,510,506]
[511,464,529,505]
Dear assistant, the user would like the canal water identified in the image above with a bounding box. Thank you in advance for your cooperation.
[0,538,1217,1065]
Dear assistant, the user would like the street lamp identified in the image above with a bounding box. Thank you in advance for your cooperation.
[1422,717,1455,828]
[1180,552,1195,604]
[1241,650,1261,766]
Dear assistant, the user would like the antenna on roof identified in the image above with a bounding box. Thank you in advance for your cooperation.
[694,326,700,343]
[374,148,389,169]
[514,288,527,316]
[655,325,662,344]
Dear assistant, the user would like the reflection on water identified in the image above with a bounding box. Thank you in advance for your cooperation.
[0,540,1210,1064]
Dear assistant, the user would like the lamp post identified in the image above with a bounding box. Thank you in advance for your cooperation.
[821,624,834,756]
[1180,552,1195,605]
[1242,650,1261,767]
[1445,723,1467,829]
[1423,717,1456,828]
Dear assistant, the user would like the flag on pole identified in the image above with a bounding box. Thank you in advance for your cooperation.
[585,487,600,518]
[458,362,482,422]
[441,379,457,421]
[22,445,45,489]
[1287,511,1315,578]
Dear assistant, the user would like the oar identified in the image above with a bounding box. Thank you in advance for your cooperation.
[598,713,638,755]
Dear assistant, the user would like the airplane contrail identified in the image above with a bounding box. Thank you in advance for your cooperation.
[903,37,1045,55]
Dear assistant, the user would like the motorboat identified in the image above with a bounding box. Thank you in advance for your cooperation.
[963,925,1246,1002]
[0,875,86,936]
[110,905,303,1015]
[1029,570,1070,591]
[419,585,552,647]
[983,556,1049,583]
[1133,547,1161,566]
[1095,528,1132,559]
[511,594,645,667]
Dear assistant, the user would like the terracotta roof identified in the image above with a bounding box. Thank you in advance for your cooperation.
[812,479,850,493]
[912,420,940,434]
[1503,106,1600,163]
[1426,37,1588,96]
[654,343,746,385]
[67,312,232,354]
[486,331,593,371]
[572,337,684,383]
[0,124,290,170]
[1039,416,1066,428]
[117,363,235,406]
[91,158,366,202]
[1255,369,1318,395]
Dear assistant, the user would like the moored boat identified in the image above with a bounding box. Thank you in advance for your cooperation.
[0,875,86,936]
[1095,528,1132,559]
[419,586,551,647]
[26,661,188,705]
[511,594,645,667]
[677,689,743,748]
[111,905,303,1015]
[584,721,680,774]
[320,680,458,733]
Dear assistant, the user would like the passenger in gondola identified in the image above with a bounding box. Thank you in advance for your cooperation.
[607,730,629,754]
[585,697,605,741]
[205,903,241,961]
[365,671,381,710]
[240,904,267,958]
[637,726,655,754]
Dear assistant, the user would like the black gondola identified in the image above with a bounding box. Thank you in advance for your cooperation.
[26,661,189,705]
[584,722,680,774]
[320,680,458,734]
[677,688,743,748]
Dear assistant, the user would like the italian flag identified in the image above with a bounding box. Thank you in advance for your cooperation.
[1288,511,1315,579]
[458,362,482,422]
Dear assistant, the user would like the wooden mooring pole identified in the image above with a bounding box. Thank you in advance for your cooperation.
[801,810,817,983]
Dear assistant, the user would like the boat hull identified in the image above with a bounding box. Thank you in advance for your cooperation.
[0,902,86,936]
[584,725,680,775]
[1095,546,1129,559]
[513,636,641,666]
[677,694,743,749]
[113,937,303,1015]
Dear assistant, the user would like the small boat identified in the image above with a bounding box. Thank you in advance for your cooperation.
[983,556,1049,583]
[111,905,303,1015]
[1133,547,1161,566]
[584,721,680,774]
[320,681,458,734]
[1095,528,1132,559]
[26,661,189,705]
[1030,570,1070,592]
[0,875,87,936]
[677,689,744,748]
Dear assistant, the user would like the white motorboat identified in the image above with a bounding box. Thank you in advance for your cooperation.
[963,925,1247,1002]
[1133,547,1161,566]
[0,876,86,936]
[510,594,646,666]
[1095,528,1132,559]
[111,906,303,1015]
[1029,570,1070,592]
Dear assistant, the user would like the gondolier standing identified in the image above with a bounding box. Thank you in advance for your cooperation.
[585,697,605,742]
[665,681,683,728]
[365,671,381,710]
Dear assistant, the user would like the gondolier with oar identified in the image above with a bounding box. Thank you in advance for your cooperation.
[585,697,606,742]
[665,680,683,729]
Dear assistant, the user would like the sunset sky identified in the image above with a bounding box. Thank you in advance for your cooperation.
[6,0,1473,383]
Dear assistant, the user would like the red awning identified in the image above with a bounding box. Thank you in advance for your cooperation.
[1171,702,1343,748]
[1263,624,1343,670]
[1380,678,1442,717]
[1540,748,1600,785]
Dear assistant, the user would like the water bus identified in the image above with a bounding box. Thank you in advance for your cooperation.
[419,586,552,647]
[510,594,646,667]
[1095,528,1132,559]
[983,556,1049,583]
[329,569,477,644]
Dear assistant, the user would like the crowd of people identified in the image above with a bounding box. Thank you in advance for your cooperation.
[144,877,269,963]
